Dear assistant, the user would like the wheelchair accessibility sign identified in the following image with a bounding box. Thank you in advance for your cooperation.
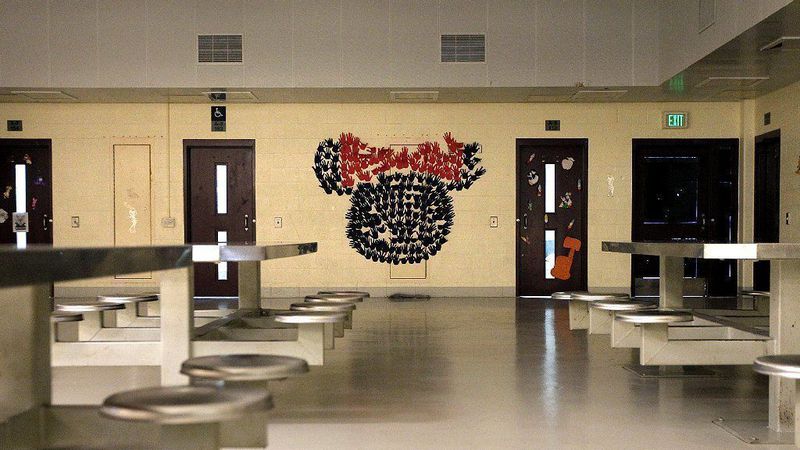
[211,106,226,132]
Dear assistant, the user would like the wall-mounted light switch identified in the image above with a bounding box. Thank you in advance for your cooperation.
[490,216,499,228]
[787,212,791,225]
[274,217,283,228]
[71,216,80,228]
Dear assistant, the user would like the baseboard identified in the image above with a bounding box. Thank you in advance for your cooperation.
[54,285,516,299]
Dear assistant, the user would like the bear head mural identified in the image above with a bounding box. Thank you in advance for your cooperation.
[313,132,486,264]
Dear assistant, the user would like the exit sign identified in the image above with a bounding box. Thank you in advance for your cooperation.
[663,112,688,129]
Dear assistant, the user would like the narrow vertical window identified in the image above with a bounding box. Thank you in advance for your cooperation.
[216,164,227,214]
[545,163,556,213]
[217,230,228,280]
[545,229,556,279]
[15,164,26,247]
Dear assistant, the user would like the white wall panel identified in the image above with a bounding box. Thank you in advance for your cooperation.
[243,0,293,87]
[389,0,440,87]
[536,0,584,87]
[487,0,536,87]
[585,0,632,86]
[632,0,659,86]
[293,0,341,87]
[341,0,391,87]
[50,0,98,87]
[98,0,147,87]
[0,0,50,86]
[146,0,197,87]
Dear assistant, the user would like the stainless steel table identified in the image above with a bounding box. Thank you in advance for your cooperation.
[0,245,192,425]
[603,241,800,442]
[192,242,317,310]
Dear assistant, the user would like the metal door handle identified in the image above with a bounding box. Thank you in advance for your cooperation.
[244,214,249,232]
[523,214,528,230]
[43,214,50,231]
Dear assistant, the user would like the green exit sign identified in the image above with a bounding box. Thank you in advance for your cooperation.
[663,112,688,129]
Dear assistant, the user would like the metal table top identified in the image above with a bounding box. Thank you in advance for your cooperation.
[191,242,317,262]
[0,245,191,288]
[602,241,800,260]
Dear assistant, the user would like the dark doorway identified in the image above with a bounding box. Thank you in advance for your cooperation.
[0,139,53,245]
[753,130,780,291]
[516,139,588,296]
[184,140,256,297]
[632,139,739,297]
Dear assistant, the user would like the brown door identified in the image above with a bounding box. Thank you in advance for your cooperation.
[516,139,588,296]
[0,139,53,245]
[185,140,255,297]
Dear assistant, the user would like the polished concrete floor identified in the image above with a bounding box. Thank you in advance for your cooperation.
[53,297,774,449]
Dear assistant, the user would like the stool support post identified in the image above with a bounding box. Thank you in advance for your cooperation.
[769,260,800,432]
[238,261,261,310]
[659,256,684,309]
[588,307,611,335]
[568,301,589,330]
[161,423,219,450]
[160,266,194,385]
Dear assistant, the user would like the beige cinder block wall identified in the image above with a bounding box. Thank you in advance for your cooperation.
[0,102,742,297]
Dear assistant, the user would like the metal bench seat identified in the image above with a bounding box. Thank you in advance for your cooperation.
[51,312,84,323]
[55,300,125,313]
[615,310,693,324]
[591,300,657,311]
[318,290,370,297]
[97,293,159,303]
[181,354,309,382]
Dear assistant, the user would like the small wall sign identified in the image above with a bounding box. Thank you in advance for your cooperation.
[12,212,29,232]
[662,112,688,129]
[211,106,226,132]
[7,120,22,132]
[545,120,561,131]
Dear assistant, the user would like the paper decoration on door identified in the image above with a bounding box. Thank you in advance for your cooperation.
[3,186,11,199]
[527,170,539,186]
[550,236,581,280]
[527,154,536,164]
[313,132,485,264]
[30,196,37,210]
[124,202,138,233]
[561,157,574,170]
[559,192,573,209]
[0,209,7,224]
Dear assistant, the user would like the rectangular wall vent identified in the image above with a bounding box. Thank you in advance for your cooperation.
[198,34,243,63]
[570,89,627,101]
[441,34,485,63]
[390,91,439,102]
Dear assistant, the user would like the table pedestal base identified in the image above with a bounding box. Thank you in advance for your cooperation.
[713,418,794,445]
[622,364,718,378]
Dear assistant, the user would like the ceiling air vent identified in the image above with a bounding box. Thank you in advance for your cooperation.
[441,34,485,63]
[10,90,77,101]
[570,89,627,101]
[694,76,768,89]
[390,91,439,102]
[760,36,800,52]
[198,34,243,63]
[202,91,257,101]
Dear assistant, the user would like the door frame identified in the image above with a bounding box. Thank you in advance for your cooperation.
[515,138,589,297]
[182,139,256,244]
[0,138,54,244]
[753,129,780,290]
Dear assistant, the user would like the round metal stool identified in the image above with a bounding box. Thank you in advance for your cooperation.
[318,290,370,298]
[571,292,630,302]
[181,354,309,383]
[615,310,693,324]
[55,300,125,313]
[305,294,363,303]
[591,300,657,311]
[98,293,159,303]
[101,385,272,450]
[51,312,84,323]
[753,355,800,379]
[291,301,356,313]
